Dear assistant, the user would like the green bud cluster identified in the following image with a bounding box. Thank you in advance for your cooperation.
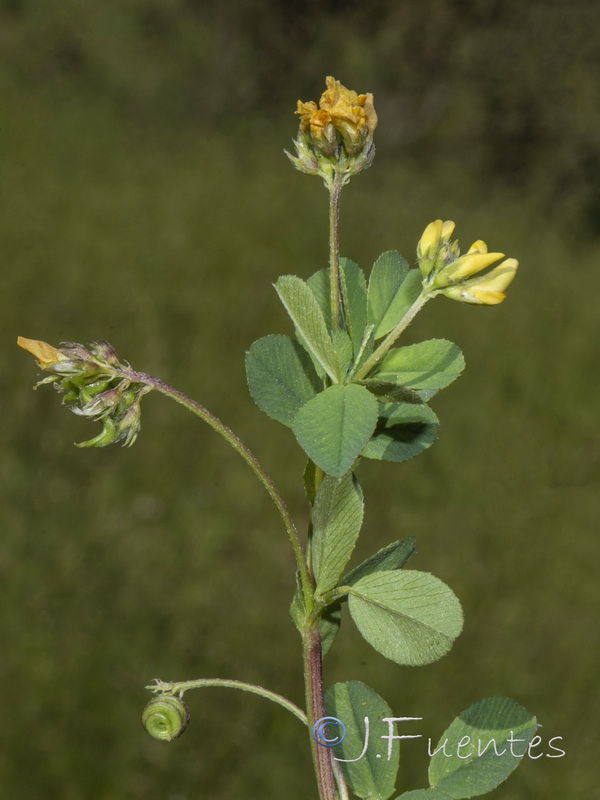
[19,338,149,447]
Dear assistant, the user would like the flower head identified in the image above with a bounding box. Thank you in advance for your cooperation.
[416,220,519,305]
[311,76,378,156]
[288,76,377,184]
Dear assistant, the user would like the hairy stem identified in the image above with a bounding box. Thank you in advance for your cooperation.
[148,678,307,726]
[121,369,313,604]
[303,624,337,800]
[329,170,344,332]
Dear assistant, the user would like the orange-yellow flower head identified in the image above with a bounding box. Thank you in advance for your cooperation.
[311,76,378,156]
[288,77,377,183]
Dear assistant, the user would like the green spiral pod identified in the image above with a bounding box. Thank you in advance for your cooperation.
[142,696,190,742]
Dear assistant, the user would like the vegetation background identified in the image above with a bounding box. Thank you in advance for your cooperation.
[2,1,599,798]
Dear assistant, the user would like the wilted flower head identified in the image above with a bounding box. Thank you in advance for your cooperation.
[416,220,518,305]
[17,337,148,447]
[296,76,377,157]
[288,76,377,184]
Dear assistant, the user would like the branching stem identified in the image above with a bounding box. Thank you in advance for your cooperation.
[354,290,430,380]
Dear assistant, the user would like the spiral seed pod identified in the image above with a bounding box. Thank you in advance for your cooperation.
[142,696,190,742]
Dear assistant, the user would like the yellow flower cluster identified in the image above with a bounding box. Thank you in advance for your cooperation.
[417,220,518,306]
[295,76,377,157]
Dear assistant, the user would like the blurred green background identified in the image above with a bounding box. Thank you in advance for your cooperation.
[2,2,599,798]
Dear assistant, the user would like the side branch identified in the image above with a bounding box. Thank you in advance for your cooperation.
[148,678,307,726]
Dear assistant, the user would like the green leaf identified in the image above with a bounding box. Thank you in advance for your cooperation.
[320,602,342,657]
[351,324,376,378]
[367,251,409,339]
[293,384,379,478]
[363,403,439,464]
[275,275,339,381]
[303,458,322,506]
[307,268,332,331]
[348,571,463,666]
[325,681,399,800]
[428,697,538,799]
[376,340,465,391]
[312,473,364,594]
[333,329,354,378]
[308,259,368,358]
[245,335,320,426]
[375,268,423,339]
[340,257,368,356]
[343,538,417,586]
[395,790,451,799]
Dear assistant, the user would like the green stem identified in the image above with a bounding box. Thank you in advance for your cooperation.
[354,290,430,380]
[332,760,349,800]
[147,678,307,725]
[329,170,344,332]
[320,586,351,606]
[303,624,337,800]
[122,369,313,604]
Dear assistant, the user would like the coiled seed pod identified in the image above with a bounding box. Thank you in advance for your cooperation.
[142,696,190,742]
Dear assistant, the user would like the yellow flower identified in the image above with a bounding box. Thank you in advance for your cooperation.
[417,219,456,277]
[17,336,66,368]
[295,101,338,155]
[417,219,456,260]
[441,258,519,305]
[318,76,377,155]
[443,247,506,282]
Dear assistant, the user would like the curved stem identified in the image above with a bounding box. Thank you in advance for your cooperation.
[148,678,307,726]
[354,290,430,380]
[121,369,313,603]
[329,170,344,332]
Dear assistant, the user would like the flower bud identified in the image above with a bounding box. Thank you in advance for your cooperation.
[442,250,506,282]
[416,219,456,278]
[440,258,519,305]
[418,220,444,259]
